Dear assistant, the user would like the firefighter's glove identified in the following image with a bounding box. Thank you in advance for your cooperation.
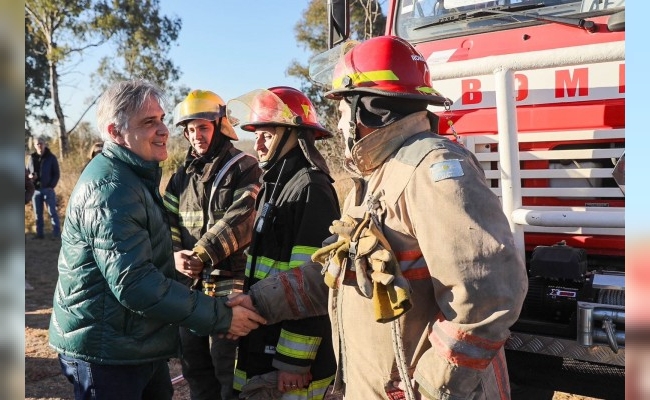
[312,215,359,289]
[356,218,412,323]
[193,244,211,263]
[239,371,282,399]
[190,245,211,290]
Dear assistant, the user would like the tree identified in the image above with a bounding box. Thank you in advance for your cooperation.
[25,0,181,158]
[25,15,52,149]
[288,0,386,173]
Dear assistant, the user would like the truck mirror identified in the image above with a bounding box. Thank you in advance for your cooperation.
[329,0,350,49]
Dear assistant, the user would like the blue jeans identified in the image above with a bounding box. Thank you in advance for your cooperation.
[32,187,60,237]
[58,354,174,400]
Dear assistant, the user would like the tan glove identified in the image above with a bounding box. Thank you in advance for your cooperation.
[312,212,412,322]
[311,239,349,288]
[355,214,412,323]
[312,215,359,288]
[193,244,211,263]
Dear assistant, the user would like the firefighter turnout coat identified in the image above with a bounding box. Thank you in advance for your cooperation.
[163,141,261,292]
[234,147,340,399]
[250,111,528,399]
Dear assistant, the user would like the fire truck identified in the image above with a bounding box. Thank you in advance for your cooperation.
[325,0,625,367]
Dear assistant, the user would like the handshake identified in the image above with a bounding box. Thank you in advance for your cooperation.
[224,293,261,339]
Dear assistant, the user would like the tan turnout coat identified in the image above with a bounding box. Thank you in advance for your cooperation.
[251,111,528,399]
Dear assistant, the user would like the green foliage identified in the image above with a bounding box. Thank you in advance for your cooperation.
[25,15,52,134]
[92,0,182,91]
[25,0,183,157]
[288,0,386,174]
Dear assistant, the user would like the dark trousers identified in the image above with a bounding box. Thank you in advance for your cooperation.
[58,354,173,400]
[180,326,239,400]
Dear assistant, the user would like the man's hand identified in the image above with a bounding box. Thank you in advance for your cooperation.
[226,293,256,311]
[220,293,259,340]
[173,249,203,279]
[278,370,312,393]
[228,305,266,337]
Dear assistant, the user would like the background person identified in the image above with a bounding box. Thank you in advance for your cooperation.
[227,86,340,399]
[164,89,262,400]
[48,79,266,400]
[231,36,528,400]
[87,141,104,160]
[25,167,35,205]
[26,136,60,239]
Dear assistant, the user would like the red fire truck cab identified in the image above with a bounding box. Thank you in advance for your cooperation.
[327,0,625,367]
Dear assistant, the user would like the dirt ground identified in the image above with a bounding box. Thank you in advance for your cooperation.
[25,233,602,400]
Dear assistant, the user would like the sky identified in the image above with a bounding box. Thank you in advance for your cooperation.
[54,0,314,141]
[51,1,648,233]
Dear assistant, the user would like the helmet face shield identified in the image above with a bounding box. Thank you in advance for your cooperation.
[309,40,359,90]
[227,87,332,139]
[309,36,450,106]
[227,89,298,131]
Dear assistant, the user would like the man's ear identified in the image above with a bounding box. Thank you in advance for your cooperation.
[107,123,124,144]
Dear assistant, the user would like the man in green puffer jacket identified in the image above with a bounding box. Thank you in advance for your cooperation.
[48,79,266,400]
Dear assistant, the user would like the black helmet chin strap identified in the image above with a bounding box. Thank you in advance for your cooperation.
[346,94,362,154]
[259,127,292,170]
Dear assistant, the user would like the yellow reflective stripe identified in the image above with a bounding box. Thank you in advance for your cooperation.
[233,368,247,391]
[276,329,322,360]
[163,192,179,214]
[332,69,399,89]
[416,85,434,94]
[246,254,291,280]
[170,226,181,244]
[179,210,204,228]
[282,375,334,400]
[289,245,319,268]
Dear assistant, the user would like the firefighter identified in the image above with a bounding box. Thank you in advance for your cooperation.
[230,36,528,399]
[226,86,340,399]
[163,89,262,400]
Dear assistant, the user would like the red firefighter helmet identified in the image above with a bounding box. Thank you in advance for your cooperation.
[228,86,332,140]
[321,36,448,106]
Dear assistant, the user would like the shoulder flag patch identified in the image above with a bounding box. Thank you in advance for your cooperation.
[430,159,464,182]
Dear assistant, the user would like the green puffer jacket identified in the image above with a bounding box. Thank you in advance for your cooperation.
[49,141,233,365]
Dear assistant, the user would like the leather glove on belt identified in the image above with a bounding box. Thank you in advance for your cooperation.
[312,212,412,323]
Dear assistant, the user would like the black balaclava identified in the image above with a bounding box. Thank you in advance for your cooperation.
[345,95,429,152]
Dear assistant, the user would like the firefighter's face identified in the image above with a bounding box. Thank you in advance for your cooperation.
[185,119,215,155]
[337,100,354,158]
[254,126,297,164]
[254,126,279,162]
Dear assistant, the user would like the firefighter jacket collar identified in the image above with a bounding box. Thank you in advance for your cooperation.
[185,140,236,183]
[350,111,430,175]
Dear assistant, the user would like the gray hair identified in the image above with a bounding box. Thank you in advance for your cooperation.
[96,79,167,141]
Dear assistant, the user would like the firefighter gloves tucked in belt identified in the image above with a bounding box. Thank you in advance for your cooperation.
[311,212,412,323]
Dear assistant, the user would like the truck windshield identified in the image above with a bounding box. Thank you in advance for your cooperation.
[395,0,624,41]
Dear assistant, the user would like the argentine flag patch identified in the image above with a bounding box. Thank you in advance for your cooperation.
[430,159,464,182]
